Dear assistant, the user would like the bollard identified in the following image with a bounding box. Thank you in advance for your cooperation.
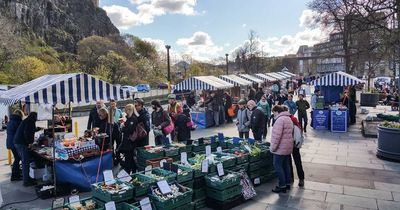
[74,121,78,137]
[8,149,12,165]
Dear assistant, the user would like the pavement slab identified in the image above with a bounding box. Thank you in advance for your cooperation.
[343,186,393,200]
[374,181,400,193]
[376,200,400,210]
[325,193,378,209]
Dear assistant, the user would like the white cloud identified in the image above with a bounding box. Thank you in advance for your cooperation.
[176,31,223,61]
[299,9,319,28]
[103,0,198,29]
[242,24,247,28]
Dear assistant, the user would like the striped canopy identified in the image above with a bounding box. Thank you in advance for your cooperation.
[0,73,131,105]
[265,73,285,80]
[254,73,277,82]
[219,75,253,86]
[174,76,234,91]
[282,71,296,77]
[238,74,264,84]
[276,72,293,79]
[311,71,365,86]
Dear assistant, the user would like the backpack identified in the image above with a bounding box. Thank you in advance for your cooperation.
[129,122,148,143]
[293,124,304,148]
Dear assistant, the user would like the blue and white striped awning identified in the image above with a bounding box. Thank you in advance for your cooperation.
[238,74,264,84]
[254,73,277,82]
[282,71,296,77]
[265,73,285,80]
[311,71,365,86]
[0,73,131,105]
[219,75,252,86]
[174,76,234,91]
[276,72,293,79]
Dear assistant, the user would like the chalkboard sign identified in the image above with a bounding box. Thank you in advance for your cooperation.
[331,110,347,132]
[312,109,329,130]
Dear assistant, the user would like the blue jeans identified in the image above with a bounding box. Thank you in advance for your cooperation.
[15,144,31,183]
[273,154,292,188]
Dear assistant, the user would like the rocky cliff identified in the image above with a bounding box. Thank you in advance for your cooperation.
[0,0,119,52]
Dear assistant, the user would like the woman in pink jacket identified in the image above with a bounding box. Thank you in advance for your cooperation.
[270,105,294,193]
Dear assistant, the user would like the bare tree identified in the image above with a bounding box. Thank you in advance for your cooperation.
[233,30,261,73]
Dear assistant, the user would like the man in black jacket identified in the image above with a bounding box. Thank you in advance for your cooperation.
[135,98,151,147]
[247,100,266,142]
[87,100,105,130]
[14,112,40,186]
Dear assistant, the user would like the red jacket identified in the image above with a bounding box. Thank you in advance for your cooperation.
[289,115,303,133]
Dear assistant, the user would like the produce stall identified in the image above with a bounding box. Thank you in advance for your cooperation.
[0,73,131,194]
[174,76,233,129]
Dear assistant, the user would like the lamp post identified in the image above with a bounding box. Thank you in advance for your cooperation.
[225,53,229,75]
[166,45,171,93]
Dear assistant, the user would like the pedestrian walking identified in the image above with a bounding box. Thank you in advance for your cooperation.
[255,87,264,103]
[257,95,271,139]
[134,98,151,147]
[277,90,288,105]
[205,92,221,126]
[224,92,233,123]
[270,105,294,193]
[119,104,139,174]
[236,99,251,139]
[296,94,310,132]
[247,100,265,142]
[151,100,172,145]
[283,94,297,115]
[14,112,41,187]
[7,110,24,181]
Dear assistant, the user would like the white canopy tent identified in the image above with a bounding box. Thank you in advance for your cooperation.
[219,75,253,86]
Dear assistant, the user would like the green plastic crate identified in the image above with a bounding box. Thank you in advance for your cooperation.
[143,168,177,183]
[176,144,193,153]
[231,163,249,172]
[91,181,134,203]
[173,163,194,183]
[260,166,274,176]
[194,199,206,210]
[173,201,195,210]
[171,155,180,162]
[206,185,242,202]
[164,146,180,157]
[192,144,205,152]
[180,179,194,189]
[214,153,236,168]
[205,172,241,190]
[130,173,156,197]
[67,197,105,210]
[149,184,193,210]
[137,147,165,160]
[248,170,261,179]
[249,154,261,162]
[118,202,140,210]
[248,161,261,172]
[193,188,206,200]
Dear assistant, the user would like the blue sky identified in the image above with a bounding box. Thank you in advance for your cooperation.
[100,0,328,61]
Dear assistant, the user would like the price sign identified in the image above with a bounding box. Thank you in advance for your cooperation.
[218,133,224,142]
[160,159,167,168]
[216,147,222,153]
[217,163,224,177]
[145,165,152,175]
[201,160,208,173]
[105,201,116,210]
[254,177,260,185]
[157,180,172,195]
[69,195,80,204]
[117,169,132,182]
[103,170,115,185]
[205,145,211,156]
[140,197,153,210]
[52,198,65,209]
[180,152,188,164]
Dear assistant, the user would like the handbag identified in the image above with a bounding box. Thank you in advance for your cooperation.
[129,122,147,143]
[163,121,175,135]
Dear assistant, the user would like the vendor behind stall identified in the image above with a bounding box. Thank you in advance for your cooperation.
[310,89,320,127]
[87,100,105,130]
[94,108,120,153]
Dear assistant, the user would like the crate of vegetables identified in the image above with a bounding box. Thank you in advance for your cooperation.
[143,168,177,183]
[192,144,205,153]
[246,145,262,162]
[248,161,261,172]
[164,146,180,157]
[91,181,134,203]
[231,163,249,172]
[118,202,141,210]
[172,163,194,183]
[146,157,174,168]
[225,148,249,164]
[67,197,105,210]
[130,173,156,197]
[137,146,165,160]
[205,172,241,191]
[173,143,193,154]
[188,154,217,176]
[214,153,236,168]
[149,182,193,210]
[206,185,242,202]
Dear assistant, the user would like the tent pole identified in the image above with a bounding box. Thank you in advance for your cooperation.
[52,105,57,197]
[69,101,72,118]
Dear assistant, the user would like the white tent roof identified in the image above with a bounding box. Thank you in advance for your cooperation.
[254,73,277,82]
[276,72,292,79]
[174,76,234,91]
[238,74,264,84]
[219,75,253,86]
[265,73,285,80]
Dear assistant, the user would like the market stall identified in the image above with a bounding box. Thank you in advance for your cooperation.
[311,71,365,132]
[0,73,131,192]
[174,76,233,128]
[253,73,277,87]
[238,74,264,87]
[219,74,252,98]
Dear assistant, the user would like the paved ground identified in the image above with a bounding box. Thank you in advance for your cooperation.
[1,102,400,209]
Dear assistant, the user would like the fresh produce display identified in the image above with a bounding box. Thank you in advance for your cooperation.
[69,199,97,210]
[207,173,237,183]
[95,182,131,194]
[143,145,164,153]
[249,145,261,157]
[152,183,185,200]
[380,121,400,129]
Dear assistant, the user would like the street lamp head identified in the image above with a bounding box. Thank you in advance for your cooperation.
[225,53,229,57]
[165,45,171,49]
